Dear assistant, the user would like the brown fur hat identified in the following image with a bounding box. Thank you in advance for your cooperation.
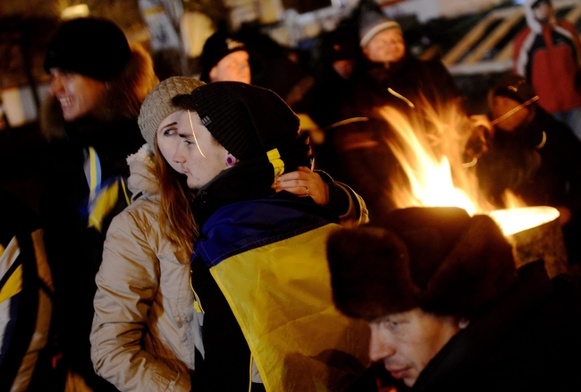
[326,207,517,321]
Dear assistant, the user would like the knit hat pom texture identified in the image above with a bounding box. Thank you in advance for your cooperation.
[138,76,206,148]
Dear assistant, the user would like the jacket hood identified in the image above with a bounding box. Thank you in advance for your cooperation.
[524,0,555,33]
[126,144,159,201]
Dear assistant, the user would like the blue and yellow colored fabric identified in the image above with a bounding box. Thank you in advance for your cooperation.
[194,198,370,391]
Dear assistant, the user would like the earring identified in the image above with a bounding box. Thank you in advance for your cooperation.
[226,155,237,167]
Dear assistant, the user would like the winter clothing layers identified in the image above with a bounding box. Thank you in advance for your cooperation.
[173,82,371,391]
[90,146,199,392]
[411,260,581,391]
[326,206,581,391]
[39,22,158,390]
[0,188,55,391]
[476,94,581,263]
[190,166,370,391]
[39,114,142,390]
[44,17,131,81]
[513,0,581,130]
[345,53,461,121]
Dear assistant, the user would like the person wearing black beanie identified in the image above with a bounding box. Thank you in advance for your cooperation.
[137,80,374,391]
[38,16,158,391]
[199,30,251,84]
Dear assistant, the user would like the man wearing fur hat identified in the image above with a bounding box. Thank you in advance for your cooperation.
[327,206,581,391]
[513,0,581,139]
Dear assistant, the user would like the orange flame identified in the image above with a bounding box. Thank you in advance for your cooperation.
[372,98,561,234]
[377,102,488,214]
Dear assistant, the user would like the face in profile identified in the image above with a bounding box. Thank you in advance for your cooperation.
[209,50,251,84]
[49,69,108,121]
[532,1,553,23]
[491,95,531,132]
[368,308,464,387]
[163,110,229,190]
[156,111,187,174]
[363,28,406,64]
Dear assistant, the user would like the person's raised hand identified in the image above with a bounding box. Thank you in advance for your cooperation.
[272,166,329,206]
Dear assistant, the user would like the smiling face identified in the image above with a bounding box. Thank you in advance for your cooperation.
[368,308,463,387]
[363,28,406,64]
[49,69,107,121]
[161,110,229,190]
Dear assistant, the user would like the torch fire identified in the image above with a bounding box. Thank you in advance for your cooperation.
[375,102,568,276]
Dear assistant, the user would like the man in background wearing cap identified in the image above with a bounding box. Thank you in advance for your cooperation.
[38,16,158,390]
[139,80,374,391]
[334,6,462,125]
[327,206,581,391]
[475,74,581,268]
[199,29,252,84]
[513,0,581,140]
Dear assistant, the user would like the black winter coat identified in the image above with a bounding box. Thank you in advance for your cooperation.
[413,261,581,391]
[338,54,462,122]
[38,117,142,391]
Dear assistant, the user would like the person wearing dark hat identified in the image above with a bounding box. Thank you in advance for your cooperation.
[137,80,373,391]
[513,0,581,139]
[326,206,581,391]
[475,74,581,266]
[38,16,158,390]
[333,6,463,127]
[89,76,367,392]
[199,30,251,84]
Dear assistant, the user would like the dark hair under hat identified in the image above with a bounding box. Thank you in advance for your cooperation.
[172,81,306,166]
[326,207,516,321]
[199,31,247,82]
[44,17,131,81]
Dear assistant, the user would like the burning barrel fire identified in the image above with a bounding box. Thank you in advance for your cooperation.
[488,206,568,277]
[371,104,570,277]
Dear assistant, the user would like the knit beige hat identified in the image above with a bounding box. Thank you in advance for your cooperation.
[138,76,205,148]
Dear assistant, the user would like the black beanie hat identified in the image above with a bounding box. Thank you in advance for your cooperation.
[44,17,131,81]
[199,31,247,82]
[172,81,305,167]
[326,207,516,321]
